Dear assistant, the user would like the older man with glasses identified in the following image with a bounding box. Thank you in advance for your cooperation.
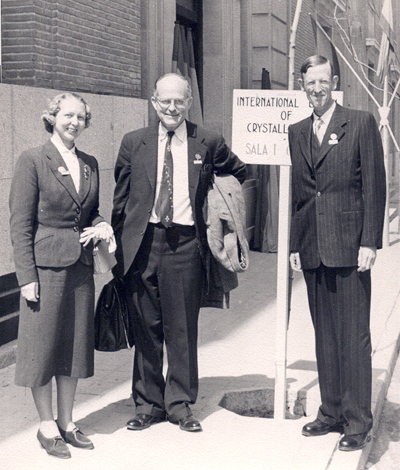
[111,73,246,433]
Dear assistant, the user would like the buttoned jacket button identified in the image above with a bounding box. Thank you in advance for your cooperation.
[76,208,81,214]
[73,226,79,232]
[74,217,79,223]
[317,191,321,197]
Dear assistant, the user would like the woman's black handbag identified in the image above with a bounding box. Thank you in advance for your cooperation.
[94,278,134,351]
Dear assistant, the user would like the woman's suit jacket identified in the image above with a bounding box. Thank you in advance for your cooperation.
[111,120,247,279]
[10,140,104,287]
[289,104,386,270]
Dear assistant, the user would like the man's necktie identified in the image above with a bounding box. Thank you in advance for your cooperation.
[156,130,174,227]
[313,117,324,145]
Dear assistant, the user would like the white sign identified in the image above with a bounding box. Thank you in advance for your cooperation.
[232,89,343,165]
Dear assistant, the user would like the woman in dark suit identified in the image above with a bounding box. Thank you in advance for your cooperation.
[9,92,113,459]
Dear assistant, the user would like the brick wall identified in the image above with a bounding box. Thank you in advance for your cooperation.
[1,0,141,97]
[290,0,316,89]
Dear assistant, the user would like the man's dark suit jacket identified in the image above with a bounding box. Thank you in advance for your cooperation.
[288,104,386,270]
[111,120,247,284]
[9,140,104,287]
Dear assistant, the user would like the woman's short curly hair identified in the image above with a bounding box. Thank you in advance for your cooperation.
[41,92,92,133]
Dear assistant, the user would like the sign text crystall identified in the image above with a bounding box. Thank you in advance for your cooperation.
[232,89,343,165]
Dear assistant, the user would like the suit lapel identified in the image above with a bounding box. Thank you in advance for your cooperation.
[315,105,347,166]
[140,125,159,191]
[77,149,91,203]
[45,141,81,206]
[299,116,313,170]
[186,121,207,207]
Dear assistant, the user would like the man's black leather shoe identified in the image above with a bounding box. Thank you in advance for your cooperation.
[339,432,371,451]
[126,413,165,430]
[302,419,344,437]
[178,416,202,432]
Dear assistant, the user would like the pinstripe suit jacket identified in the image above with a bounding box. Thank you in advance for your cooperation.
[288,104,386,270]
[9,140,104,286]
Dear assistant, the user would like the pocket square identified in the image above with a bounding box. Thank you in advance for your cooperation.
[194,154,202,164]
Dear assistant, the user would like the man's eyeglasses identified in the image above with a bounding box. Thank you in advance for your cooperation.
[153,96,188,110]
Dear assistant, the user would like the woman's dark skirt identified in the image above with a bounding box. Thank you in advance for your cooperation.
[15,261,95,388]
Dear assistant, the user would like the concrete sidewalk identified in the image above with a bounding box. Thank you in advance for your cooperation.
[0,243,399,470]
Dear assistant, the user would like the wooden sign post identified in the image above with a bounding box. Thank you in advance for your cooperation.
[231,89,343,420]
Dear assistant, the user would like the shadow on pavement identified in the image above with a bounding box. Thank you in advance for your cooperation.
[76,397,134,436]
[367,400,400,467]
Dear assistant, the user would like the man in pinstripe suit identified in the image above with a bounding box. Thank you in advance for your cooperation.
[289,55,386,451]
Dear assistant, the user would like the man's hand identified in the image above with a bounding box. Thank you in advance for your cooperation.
[290,252,302,272]
[357,246,377,272]
[21,281,39,302]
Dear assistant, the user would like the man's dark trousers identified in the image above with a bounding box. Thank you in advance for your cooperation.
[303,263,373,435]
[125,223,204,422]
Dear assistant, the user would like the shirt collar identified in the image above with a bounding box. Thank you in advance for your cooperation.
[159,120,187,143]
[51,134,77,156]
[313,101,336,124]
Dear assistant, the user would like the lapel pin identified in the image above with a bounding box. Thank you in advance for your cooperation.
[328,133,338,145]
[58,166,70,176]
[194,154,202,164]
[84,165,89,180]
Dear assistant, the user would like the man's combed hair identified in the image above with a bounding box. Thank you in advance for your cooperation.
[300,55,334,78]
[153,73,192,98]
